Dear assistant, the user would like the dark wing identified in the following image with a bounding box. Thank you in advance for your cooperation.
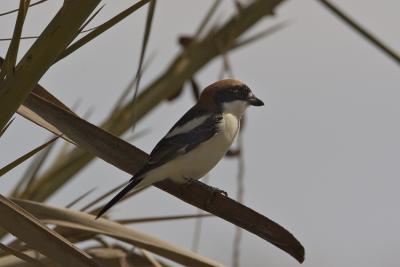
[96,106,221,219]
[135,106,222,177]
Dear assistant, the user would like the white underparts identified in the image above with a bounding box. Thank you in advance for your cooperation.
[132,103,248,190]
[222,100,249,118]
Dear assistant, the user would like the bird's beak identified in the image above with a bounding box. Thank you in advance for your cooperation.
[247,94,264,106]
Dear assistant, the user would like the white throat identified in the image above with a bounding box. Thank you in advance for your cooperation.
[222,100,248,118]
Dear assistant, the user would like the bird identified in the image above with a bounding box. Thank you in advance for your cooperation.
[96,79,264,219]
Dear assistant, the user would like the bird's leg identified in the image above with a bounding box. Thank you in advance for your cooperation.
[209,186,228,197]
[205,185,228,208]
[179,176,197,193]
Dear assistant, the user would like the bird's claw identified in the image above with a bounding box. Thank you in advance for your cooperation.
[180,177,196,192]
[210,186,228,197]
[205,186,228,207]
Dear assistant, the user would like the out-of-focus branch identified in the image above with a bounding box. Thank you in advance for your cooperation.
[316,0,400,66]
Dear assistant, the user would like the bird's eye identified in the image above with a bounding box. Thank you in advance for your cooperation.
[236,86,250,99]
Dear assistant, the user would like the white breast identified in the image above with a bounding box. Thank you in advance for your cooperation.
[138,112,241,188]
[166,112,240,181]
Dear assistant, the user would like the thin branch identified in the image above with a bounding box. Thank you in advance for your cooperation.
[0,0,48,17]
[316,0,400,66]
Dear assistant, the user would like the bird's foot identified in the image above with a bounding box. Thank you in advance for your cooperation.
[210,186,228,197]
[179,177,197,192]
[205,186,228,207]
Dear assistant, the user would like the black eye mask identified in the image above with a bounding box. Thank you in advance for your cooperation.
[214,85,251,103]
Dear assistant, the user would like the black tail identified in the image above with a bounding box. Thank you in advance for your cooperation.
[95,176,143,219]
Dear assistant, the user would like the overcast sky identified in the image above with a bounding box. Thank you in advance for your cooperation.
[1,1,400,266]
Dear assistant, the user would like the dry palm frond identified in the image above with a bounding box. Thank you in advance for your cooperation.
[0,196,98,267]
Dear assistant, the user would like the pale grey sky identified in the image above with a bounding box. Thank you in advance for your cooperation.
[1,1,400,266]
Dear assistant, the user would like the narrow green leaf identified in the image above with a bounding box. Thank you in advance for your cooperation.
[57,0,151,61]
[0,137,58,178]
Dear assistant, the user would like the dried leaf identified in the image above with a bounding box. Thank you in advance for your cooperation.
[0,195,98,267]
[139,249,163,267]
[0,243,47,267]
[86,247,171,267]
[13,198,225,267]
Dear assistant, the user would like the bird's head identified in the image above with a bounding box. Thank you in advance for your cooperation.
[199,79,264,116]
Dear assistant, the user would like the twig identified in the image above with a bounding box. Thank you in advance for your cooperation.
[0,0,48,17]
[316,0,400,66]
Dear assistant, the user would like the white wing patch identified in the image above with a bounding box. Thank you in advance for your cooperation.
[165,115,209,138]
